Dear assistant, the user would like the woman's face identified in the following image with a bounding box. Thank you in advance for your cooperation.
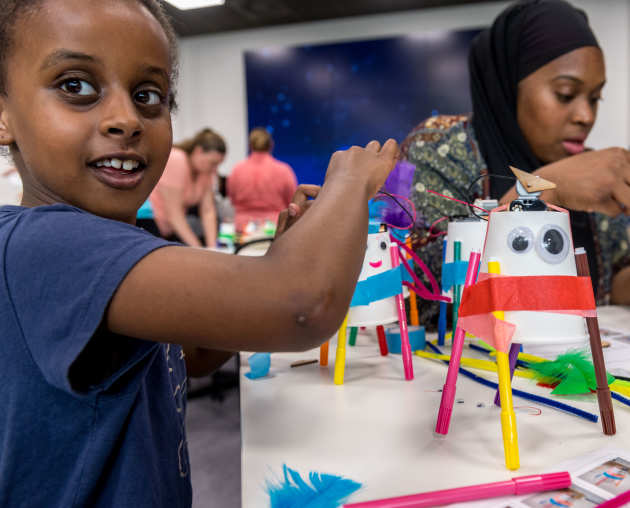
[516,46,605,164]
[190,146,224,174]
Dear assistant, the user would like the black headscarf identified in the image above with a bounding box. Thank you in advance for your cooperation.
[469,0,601,294]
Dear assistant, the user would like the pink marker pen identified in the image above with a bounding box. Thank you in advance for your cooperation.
[344,471,571,508]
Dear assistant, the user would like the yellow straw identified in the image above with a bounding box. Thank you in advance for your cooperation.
[489,259,520,470]
[334,313,349,385]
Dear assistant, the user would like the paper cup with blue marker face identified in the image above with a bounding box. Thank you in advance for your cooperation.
[480,208,588,347]
[347,230,398,327]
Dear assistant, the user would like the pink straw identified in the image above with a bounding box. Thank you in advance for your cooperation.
[435,250,481,434]
[390,245,413,380]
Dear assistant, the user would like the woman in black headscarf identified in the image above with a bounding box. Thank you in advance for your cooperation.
[402,0,630,328]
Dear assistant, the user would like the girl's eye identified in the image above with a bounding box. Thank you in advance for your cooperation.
[380,241,387,251]
[60,78,97,96]
[135,90,162,105]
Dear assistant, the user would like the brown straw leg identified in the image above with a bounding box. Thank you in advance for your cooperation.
[575,247,616,435]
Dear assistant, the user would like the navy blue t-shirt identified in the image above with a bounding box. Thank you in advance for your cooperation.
[0,204,192,507]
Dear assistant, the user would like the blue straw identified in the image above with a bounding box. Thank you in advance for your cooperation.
[426,342,599,423]
[438,238,448,346]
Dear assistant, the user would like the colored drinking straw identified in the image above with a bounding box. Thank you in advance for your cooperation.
[390,245,413,380]
[575,247,616,435]
[452,240,462,338]
[435,250,480,434]
[437,237,448,346]
[488,258,519,470]
[334,313,349,385]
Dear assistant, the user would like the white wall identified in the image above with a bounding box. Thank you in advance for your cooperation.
[173,0,630,177]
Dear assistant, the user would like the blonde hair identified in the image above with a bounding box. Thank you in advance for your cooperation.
[176,128,226,155]
[249,127,272,152]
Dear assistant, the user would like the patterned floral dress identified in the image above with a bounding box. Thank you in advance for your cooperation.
[401,114,630,329]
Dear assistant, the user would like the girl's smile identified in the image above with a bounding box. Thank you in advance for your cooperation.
[88,152,147,190]
[0,0,174,224]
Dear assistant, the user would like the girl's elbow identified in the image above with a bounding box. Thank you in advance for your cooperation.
[287,287,349,351]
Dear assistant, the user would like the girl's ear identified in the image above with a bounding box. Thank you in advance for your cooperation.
[0,99,15,146]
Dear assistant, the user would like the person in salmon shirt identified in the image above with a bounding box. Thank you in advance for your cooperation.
[227,127,297,235]
[150,128,226,246]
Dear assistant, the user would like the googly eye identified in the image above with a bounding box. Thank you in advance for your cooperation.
[535,224,569,264]
[507,226,534,254]
[379,241,387,251]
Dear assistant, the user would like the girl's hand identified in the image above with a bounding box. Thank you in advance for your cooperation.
[324,139,399,199]
[275,184,320,237]
[538,147,630,215]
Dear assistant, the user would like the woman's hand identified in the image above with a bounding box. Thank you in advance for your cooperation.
[536,147,630,215]
[275,184,320,237]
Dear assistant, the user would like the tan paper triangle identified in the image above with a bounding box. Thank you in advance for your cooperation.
[509,166,556,192]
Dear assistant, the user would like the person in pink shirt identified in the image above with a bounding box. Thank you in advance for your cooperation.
[149,128,226,247]
[228,128,297,234]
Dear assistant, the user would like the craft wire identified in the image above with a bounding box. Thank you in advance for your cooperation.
[425,342,598,423]
[376,190,416,230]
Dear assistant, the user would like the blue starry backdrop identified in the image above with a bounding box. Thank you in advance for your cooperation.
[244,29,480,186]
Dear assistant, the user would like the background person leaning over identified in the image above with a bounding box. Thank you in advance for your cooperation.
[149,128,226,247]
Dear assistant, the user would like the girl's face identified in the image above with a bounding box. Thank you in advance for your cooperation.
[0,0,173,223]
[190,146,224,174]
[517,46,605,164]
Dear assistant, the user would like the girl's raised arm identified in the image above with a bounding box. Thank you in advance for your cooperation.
[107,139,398,353]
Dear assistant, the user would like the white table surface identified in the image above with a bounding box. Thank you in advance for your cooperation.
[240,306,630,507]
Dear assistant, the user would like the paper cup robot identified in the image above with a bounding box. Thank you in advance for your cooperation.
[438,217,488,344]
[444,167,610,473]
[320,224,414,384]
[478,207,588,346]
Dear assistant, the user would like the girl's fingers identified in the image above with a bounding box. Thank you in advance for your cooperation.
[275,210,289,237]
[365,140,381,153]
[290,184,321,210]
[379,138,400,160]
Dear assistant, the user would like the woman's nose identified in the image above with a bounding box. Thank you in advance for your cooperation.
[572,97,596,127]
[99,89,143,140]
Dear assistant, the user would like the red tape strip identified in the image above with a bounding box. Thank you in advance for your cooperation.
[459,275,595,316]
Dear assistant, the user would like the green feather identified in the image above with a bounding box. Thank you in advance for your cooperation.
[525,350,614,395]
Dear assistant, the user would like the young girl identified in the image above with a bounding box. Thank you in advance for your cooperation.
[0,1,398,506]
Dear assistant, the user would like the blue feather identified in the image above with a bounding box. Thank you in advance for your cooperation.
[267,464,362,508]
